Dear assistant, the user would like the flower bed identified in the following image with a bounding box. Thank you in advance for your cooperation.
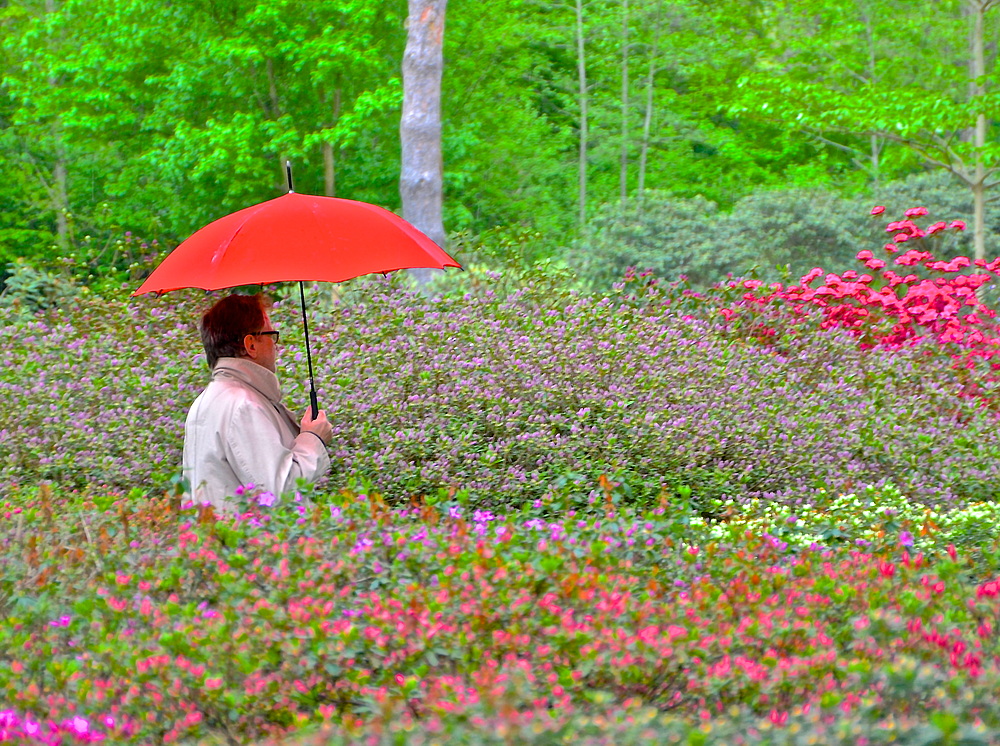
[2,483,1000,744]
[4,206,1000,743]
[3,262,1000,508]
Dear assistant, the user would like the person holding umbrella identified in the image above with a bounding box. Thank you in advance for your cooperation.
[134,165,461,511]
[182,293,332,513]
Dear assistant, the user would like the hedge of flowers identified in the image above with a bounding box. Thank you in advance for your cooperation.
[4,206,1000,743]
[3,482,1000,745]
[4,215,1000,509]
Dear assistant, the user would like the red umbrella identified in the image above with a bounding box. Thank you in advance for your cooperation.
[133,164,461,415]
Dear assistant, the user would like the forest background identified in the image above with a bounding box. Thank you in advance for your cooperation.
[3,0,1000,300]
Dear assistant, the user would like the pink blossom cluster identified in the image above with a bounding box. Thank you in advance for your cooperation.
[724,208,1000,373]
[0,711,129,744]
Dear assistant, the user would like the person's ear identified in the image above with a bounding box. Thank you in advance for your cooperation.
[243,334,259,359]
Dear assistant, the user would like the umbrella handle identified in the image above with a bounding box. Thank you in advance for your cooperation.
[310,387,319,421]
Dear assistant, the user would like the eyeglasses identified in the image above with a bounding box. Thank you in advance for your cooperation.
[250,330,280,344]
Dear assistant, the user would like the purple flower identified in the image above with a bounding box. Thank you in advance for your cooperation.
[899,531,914,547]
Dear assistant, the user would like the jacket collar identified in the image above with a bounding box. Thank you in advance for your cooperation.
[212,357,282,404]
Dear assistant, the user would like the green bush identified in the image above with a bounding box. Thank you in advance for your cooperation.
[569,173,994,290]
[0,259,80,313]
[571,191,721,288]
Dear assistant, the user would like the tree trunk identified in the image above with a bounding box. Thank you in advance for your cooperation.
[970,0,989,260]
[323,142,336,198]
[323,88,342,197]
[265,57,290,192]
[51,124,70,252]
[861,8,881,184]
[46,0,70,252]
[619,0,629,207]
[637,0,662,207]
[575,0,588,229]
[400,0,448,286]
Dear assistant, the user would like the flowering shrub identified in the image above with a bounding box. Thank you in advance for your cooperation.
[718,207,1000,370]
[3,484,1000,744]
[4,274,1000,507]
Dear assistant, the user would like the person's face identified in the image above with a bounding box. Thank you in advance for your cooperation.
[245,310,279,373]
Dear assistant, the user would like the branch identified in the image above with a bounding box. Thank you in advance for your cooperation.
[876,131,971,180]
[807,132,864,157]
[79,514,106,573]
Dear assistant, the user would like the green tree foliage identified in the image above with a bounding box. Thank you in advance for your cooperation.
[729,0,1000,256]
[0,0,986,290]
[2,0,408,272]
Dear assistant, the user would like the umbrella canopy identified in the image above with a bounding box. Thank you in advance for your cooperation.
[133,183,461,416]
[133,191,459,295]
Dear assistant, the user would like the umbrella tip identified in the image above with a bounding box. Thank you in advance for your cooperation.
[286,160,294,193]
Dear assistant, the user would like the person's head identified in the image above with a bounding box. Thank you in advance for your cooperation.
[199,293,279,372]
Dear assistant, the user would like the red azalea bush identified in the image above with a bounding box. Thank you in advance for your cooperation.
[714,207,1000,377]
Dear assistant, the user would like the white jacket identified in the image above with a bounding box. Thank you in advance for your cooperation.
[182,357,330,513]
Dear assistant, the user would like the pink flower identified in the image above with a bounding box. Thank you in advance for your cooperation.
[871,205,885,215]
[800,268,824,286]
[978,580,1000,598]
[950,220,966,231]
[204,677,224,690]
[895,250,926,266]
[904,206,928,217]
[893,232,910,243]
[856,250,873,261]
[927,221,947,235]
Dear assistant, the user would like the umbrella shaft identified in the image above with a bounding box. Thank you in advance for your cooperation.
[298,281,318,418]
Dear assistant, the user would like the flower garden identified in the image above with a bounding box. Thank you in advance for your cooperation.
[4,210,1000,744]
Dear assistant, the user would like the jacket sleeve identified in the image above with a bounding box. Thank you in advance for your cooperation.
[224,400,331,499]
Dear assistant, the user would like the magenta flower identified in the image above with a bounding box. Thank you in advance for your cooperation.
[904,206,928,218]
[871,205,885,215]
[70,716,89,735]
